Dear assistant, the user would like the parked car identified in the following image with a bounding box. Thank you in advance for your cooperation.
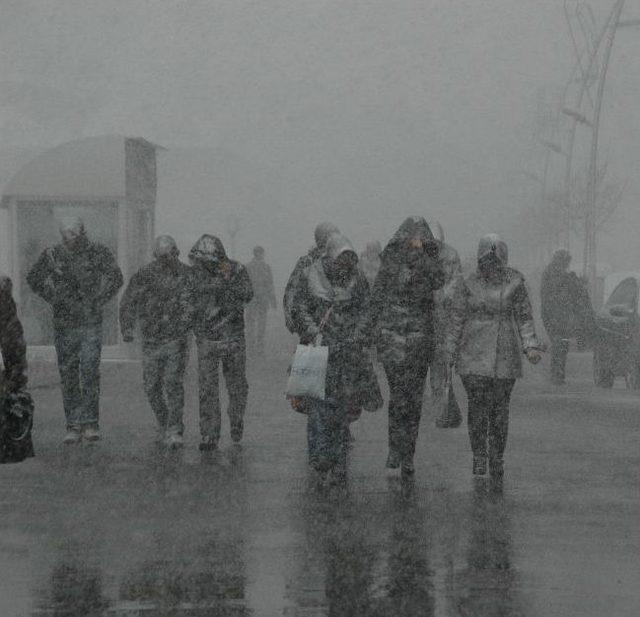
[593,274,640,389]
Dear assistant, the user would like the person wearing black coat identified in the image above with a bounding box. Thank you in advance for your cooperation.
[369,217,445,478]
[0,275,34,463]
[27,216,123,444]
[189,234,253,450]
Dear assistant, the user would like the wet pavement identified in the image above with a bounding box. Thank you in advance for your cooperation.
[1,338,639,616]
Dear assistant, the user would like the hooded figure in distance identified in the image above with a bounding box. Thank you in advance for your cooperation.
[189,234,253,451]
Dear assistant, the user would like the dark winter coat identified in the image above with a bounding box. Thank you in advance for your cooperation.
[119,257,194,343]
[540,265,591,338]
[188,235,253,342]
[0,276,27,393]
[283,247,322,335]
[27,235,123,329]
[294,234,375,404]
[369,217,445,365]
[0,276,34,464]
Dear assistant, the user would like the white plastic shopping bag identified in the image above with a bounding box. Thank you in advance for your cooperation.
[286,343,329,400]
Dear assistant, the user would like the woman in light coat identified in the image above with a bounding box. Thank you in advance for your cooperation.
[448,234,543,481]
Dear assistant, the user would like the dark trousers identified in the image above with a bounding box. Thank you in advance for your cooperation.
[196,338,248,443]
[142,338,188,435]
[246,302,268,354]
[549,335,569,383]
[382,359,429,465]
[461,375,515,462]
[307,396,347,473]
[53,324,102,429]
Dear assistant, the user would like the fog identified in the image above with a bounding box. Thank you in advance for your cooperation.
[1,1,638,280]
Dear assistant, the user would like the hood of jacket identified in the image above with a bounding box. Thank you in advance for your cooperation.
[324,233,357,262]
[477,233,508,266]
[188,234,227,265]
[381,216,439,263]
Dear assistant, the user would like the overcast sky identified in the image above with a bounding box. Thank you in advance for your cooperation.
[1,0,639,273]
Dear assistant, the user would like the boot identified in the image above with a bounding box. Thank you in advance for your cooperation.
[63,428,82,445]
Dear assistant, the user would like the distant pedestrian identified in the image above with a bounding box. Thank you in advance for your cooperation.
[448,234,543,482]
[119,236,193,448]
[540,250,592,385]
[245,246,277,356]
[369,217,445,479]
[189,235,253,451]
[27,216,123,444]
[283,222,339,337]
[0,274,34,463]
[291,233,371,484]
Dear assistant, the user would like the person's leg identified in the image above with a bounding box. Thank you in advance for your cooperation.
[142,341,169,434]
[53,327,82,431]
[488,379,516,477]
[461,375,492,474]
[222,340,249,442]
[550,335,569,384]
[402,363,429,473]
[307,399,320,467]
[197,338,222,446]
[163,338,188,437]
[383,361,405,468]
[78,324,103,431]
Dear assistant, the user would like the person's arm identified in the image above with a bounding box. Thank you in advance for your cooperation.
[119,273,141,342]
[513,277,543,362]
[0,279,27,392]
[444,277,469,363]
[423,253,446,292]
[220,263,253,308]
[26,250,55,304]
[97,247,124,305]
[295,274,321,344]
[283,257,307,333]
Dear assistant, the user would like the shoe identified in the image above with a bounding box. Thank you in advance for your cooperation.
[386,450,401,469]
[83,426,101,442]
[473,456,487,476]
[401,460,415,480]
[165,433,184,449]
[63,429,82,445]
[199,436,218,452]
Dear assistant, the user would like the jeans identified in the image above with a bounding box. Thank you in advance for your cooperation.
[196,338,248,443]
[307,396,348,474]
[549,335,570,383]
[53,324,103,429]
[461,375,515,462]
[142,338,188,435]
[382,358,429,465]
[245,302,268,354]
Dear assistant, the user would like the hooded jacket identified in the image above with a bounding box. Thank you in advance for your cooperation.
[0,276,27,393]
[27,235,123,329]
[188,235,253,342]
[369,217,445,364]
[119,256,194,343]
[540,252,591,337]
[448,234,541,379]
[294,234,373,401]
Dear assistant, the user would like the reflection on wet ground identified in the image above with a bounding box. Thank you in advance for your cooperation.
[3,352,639,616]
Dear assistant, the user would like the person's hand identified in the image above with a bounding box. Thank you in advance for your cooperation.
[526,349,542,365]
[122,333,134,343]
